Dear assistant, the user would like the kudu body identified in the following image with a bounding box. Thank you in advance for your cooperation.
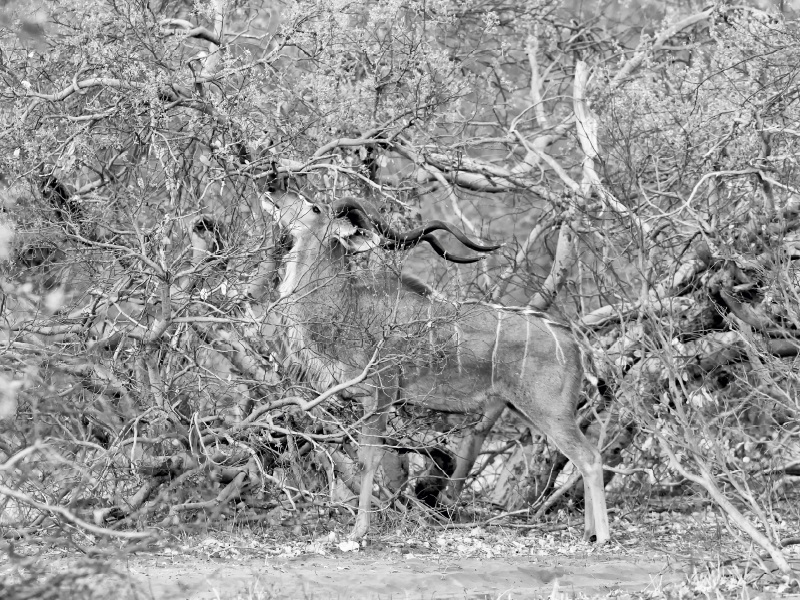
[269,193,609,543]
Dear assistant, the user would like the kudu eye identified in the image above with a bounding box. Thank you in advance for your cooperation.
[311,204,321,214]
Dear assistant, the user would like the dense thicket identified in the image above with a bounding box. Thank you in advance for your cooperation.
[1,0,798,578]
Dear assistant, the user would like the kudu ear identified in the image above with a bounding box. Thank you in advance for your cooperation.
[331,217,380,254]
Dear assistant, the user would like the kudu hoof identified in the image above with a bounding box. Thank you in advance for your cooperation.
[584,532,610,545]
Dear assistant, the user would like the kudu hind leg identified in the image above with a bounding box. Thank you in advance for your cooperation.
[514,367,609,544]
[441,400,505,504]
[548,422,609,543]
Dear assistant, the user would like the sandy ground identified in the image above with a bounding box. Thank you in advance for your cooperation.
[7,506,799,598]
[103,552,681,599]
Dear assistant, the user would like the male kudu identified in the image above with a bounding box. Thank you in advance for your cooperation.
[267,193,609,543]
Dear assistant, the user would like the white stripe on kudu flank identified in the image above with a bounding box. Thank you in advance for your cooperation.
[454,322,463,374]
[491,310,503,388]
[542,318,566,365]
[428,303,435,368]
[520,317,530,380]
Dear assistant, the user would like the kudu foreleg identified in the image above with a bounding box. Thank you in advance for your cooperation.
[441,400,506,504]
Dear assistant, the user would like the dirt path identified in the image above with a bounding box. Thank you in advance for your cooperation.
[106,553,681,599]
[6,508,791,598]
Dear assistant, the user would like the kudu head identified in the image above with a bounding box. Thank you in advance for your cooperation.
[273,193,379,257]
[274,194,500,259]
[269,193,500,296]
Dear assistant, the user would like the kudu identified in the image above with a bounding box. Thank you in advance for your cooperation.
[267,192,609,543]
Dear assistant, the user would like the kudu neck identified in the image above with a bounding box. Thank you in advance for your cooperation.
[277,240,346,301]
[270,239,349,394]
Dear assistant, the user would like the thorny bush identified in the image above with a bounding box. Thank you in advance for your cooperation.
[0,0,798,581]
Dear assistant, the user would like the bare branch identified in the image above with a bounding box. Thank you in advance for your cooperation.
[573,61,649,234]
[609,9,714,90]
[392,142,562,200]
[525,35,551,130]
[159,18,221,46]
[528,220,576,311]
[654,432,795,576]
[0,483,153,540]
[491,214,556,301]
[199,0,226,82]
[263,340,386,414]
